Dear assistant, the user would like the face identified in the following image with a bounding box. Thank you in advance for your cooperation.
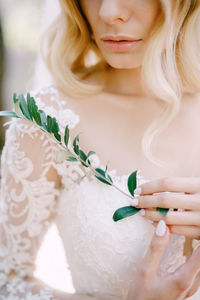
[79,0,161,69]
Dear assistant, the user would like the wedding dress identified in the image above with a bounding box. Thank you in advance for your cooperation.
[0,85,199,299]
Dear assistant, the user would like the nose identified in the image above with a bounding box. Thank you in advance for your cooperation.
[99,0,130,24]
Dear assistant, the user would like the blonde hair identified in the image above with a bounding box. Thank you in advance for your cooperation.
[41,0,200,167]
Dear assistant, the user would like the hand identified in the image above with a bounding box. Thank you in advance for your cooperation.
[131,177,200,238]
[126,220,200,300]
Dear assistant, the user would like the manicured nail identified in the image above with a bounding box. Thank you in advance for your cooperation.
[139,209,146,216]
[134,187,141,196]
[130,198,139,206]
[156,220,166,237]
[147,219,154,224]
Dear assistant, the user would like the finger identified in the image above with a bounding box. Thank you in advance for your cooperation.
[173,246,200,290]
[151,222,200,239]
[185,271,200,298]
[137,177,200,195]
[145,210,200,226]
[142,220,170,279]
[132,193,200,210]
[170,225,200,239]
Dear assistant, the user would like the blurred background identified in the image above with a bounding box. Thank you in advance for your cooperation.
[0,0,74,294]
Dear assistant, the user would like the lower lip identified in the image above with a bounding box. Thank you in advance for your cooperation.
[102,40,142,52]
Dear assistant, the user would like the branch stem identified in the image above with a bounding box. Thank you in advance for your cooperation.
[16,116,135,202]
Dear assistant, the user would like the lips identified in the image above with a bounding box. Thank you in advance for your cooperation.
[102,39,141,43]
[104,40,136,43]
[103,39,136,41]
[101,35,142,42]
[102,39,142,53]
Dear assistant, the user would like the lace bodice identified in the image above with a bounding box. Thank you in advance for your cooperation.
[0,85,199,299]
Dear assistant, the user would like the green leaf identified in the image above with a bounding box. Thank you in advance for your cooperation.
[56,150,73,163]
[54,132,61,142]
[105,164,108,177]
[64,126,69,147]
[51,117,61,142]
[18,94,31,120]
[86,150,96,165]
[113,206,140,222]
[157,207,169,216]
[27,95,43,126]
[13,93,18,104]
[79,149,88,167]
[73,135,80,155]
[94,168,113,185]
[39,109,47,131]
[34,111,42,126]
[87,150,96,157]
[27,95,35,121]
[39,110,47,123]
[52,117,59,132]
[56,151,68,162]
[28,99,42,126]
[128,170,138,196]
[66,156,78,162]
[14,101,24,118]
[47,115,53,133]
[3,120,17,127]
[86,159,91,165]
[0,111,19,118]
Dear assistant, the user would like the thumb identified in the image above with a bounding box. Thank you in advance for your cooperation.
[142,220,170,278]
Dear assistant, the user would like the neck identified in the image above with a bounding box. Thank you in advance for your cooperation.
[104,66,148,97]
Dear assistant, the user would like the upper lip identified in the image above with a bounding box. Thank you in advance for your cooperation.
[101,35,141,41]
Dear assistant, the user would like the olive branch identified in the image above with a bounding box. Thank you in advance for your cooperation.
[0,93,169,221]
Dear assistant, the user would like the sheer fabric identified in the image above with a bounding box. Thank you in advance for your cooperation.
[0,86,199,299]
[0,86,79,298]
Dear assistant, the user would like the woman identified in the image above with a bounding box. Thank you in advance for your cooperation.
[1,0,200,299]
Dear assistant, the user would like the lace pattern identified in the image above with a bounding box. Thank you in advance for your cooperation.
[0,87,70,298]
[0,277,57,300]
[0,85,199,299]
[55,172,187,299]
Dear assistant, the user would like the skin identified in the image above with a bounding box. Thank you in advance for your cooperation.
[80,0,161,96]
[133,177,200,238]
[76,0,200,298]
[78,0,200,240]
[126,226,200,300]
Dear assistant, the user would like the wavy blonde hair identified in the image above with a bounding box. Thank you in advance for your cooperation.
[41,0,200,167]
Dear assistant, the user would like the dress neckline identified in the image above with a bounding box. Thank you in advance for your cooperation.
[47,84,149,182]
[67,105,147,182]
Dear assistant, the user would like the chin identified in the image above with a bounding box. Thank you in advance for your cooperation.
[105,58,142,69]
[101,51,143,69]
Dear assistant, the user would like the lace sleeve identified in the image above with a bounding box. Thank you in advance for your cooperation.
[0,98,62,298]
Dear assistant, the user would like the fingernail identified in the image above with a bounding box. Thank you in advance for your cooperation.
[130,198,139,206]
[156,220,166,237]
[147,219,154,224]
[134,187,141,196]
[139,209,146,216]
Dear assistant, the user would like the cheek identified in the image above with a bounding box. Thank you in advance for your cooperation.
[137,2,161,35]
[148,3,162,29]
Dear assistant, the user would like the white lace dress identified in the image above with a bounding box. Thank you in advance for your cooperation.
[0,86,199,299]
